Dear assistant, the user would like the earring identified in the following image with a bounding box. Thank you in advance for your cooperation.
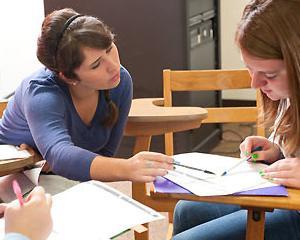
[72,82,77,86]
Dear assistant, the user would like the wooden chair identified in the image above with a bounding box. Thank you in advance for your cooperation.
[0,99,8,117]
[163,68,265,156]
[125,98,207,240]
[125,69,265,239]
[154,68,265,237]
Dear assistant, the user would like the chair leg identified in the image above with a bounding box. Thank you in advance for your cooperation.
[134,223,149,240]
[166,211,174,240]
[166,223,173,240]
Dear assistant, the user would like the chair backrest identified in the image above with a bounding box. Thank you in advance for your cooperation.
[163,69,265,155]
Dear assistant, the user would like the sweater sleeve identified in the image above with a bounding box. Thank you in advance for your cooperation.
[23,84,97,181]
[99,67,133,156]
[3,233,30,240]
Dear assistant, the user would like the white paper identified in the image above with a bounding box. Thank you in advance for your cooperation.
[48,181,164,240]
[0,145,31,161]
[165,152,278,196]
[0,181,164,239]
[0,161,45,202]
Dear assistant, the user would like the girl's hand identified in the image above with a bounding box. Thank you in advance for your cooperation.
[127,151,174,182]
[5,186,52,240]
[240,136,281,163]
[262,157,300,189]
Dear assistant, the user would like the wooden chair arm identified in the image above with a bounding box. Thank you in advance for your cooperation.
[125,98,207,136]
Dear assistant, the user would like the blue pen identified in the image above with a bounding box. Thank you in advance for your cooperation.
[221,146,263,176]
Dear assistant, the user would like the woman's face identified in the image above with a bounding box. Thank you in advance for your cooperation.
[73,43,120,90]
[241,49,289,101]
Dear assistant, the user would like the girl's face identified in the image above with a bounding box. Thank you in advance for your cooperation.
[241,49,289,101]
[73,43,120,90]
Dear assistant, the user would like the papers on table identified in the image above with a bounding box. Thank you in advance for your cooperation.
[48,181,164,240]
[0,161,45,202]
[164,152,279,196]
[0,181,164,240]
[0,144,31,161]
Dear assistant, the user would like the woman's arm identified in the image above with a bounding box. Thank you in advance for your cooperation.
[23,85,97,181]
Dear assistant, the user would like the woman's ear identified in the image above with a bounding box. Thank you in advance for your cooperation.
[58,72,78,86]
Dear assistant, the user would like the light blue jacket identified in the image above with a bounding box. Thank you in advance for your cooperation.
[3,233,29,240]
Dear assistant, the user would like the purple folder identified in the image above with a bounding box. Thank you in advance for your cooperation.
[154,176,288,196]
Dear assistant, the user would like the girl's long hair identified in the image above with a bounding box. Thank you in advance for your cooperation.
[235,0,300,156]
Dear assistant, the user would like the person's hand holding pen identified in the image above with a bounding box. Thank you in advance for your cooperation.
[126,151,174,182]
[240,136,282,164]
[241,138,300,189]
[2,185,53,240]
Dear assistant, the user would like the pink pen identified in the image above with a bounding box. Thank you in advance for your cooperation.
[12,180,24,206]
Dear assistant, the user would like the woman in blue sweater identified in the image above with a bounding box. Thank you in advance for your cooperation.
[0,8,173,182]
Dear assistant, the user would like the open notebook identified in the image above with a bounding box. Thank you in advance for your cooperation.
[0,181,164,240]
[0,145,31,161]
[0,161,45,202]
[155,152,287,197]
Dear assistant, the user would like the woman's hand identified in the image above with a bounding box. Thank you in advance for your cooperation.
[18,143,35,155]
[240,136,281,163]
[126,151,174,182]
[4,186,53,240]
[262,157,300,189]
[19,143,51,172]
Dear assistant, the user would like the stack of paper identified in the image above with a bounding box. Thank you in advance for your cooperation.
[163,152,284,196]
[0,145,31,161]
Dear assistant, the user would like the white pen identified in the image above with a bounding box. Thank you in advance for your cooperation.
[221,146,263,176]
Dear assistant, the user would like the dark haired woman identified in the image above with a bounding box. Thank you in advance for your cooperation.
[0,8,173,182]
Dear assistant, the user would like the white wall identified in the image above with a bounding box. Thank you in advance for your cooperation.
[0,0,44,98]
[220,0,255,100]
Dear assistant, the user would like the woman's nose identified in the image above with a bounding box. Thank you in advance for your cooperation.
[107,57,119,73]
[250,72,267,89]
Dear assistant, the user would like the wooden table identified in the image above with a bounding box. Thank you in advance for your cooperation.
[125,98,208,240]
[151,186,300,240]
[0,155,40,177]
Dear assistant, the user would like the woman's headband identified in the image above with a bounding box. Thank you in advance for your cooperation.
[54,14,83,61]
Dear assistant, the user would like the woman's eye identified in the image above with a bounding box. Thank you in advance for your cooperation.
[265,73,277,79]
[91,62,100,69]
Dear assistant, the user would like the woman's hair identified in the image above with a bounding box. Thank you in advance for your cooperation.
[235,0,300,156]
[37,8,118,127]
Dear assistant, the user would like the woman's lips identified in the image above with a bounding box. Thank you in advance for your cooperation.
[110,73,120,83]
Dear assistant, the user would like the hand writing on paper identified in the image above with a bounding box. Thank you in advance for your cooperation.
[240,136,281,163]
[4,186,53,240]
[262,157,300,189]
[127,151,174,182]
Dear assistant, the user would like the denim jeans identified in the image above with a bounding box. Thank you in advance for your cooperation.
[173,200,300,240]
